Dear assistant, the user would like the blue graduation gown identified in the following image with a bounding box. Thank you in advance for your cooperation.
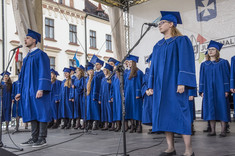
[1,82,12,122]
[86,76,100,121]
[50,80,61,120]
[99,77,112,122]
[199,58,230,122]
[58,80,73,119]
[124,69,143,121]
[188,88,197,123]
[112,75,122,121]
[141,68,153,125]
[74,77,84,119]
[12,81,22,117]
[18,49,51,122]
[148,36,197,135]
[230,56,235,113]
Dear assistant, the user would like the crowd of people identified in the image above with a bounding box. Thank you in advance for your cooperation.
[0,10,235,156]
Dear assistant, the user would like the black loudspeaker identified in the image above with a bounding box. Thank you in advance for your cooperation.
[0,148,18,156]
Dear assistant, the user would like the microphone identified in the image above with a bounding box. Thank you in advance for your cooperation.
[10,45,23,51]
[144,16,161,27]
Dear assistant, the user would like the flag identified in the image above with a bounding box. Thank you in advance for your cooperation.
[15,48,19,62]
[195,0,217,22]
[73,50,80,67]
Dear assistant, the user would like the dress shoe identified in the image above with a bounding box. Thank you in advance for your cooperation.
[159,150,176,156]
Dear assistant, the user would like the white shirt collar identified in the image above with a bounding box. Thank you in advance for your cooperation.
[29,47,38,53]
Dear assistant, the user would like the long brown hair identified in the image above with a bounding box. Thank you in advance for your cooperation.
[77,68,84,79]
[171,26,183,37]
[5,77,12,92]
[128,61,138,80]
[87,70,94,95]
[205,50,220,62]
[64,75,71,88]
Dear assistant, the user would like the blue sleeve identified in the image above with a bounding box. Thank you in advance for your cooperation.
[55,80,61,101]
[177,36,197,88]
[230,56,235,89]
[148,48,156,89]
[11,82,15,100]
[38,52,51,91]
[199,63,204,94]
[188,88,197,97]
[136,70,143,97]
[222,59,230,92]
[141,73,148,98]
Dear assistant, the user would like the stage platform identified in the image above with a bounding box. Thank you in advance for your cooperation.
[1,120,235,156]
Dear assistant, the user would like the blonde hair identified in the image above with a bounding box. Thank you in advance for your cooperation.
[171,26,183,37]
[128,61,138,80]
[77,68,84,79]
[87,70,94,95]
[205,50,220,62]
[64,75,71,88]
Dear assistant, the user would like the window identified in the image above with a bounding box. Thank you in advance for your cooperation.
[69,24,77,43]
[49,57,56,69]
[106,34,112,51]
[90,30,96,48]
[15,52,23,75]
[45,18,54,39]
[69,59,76,67]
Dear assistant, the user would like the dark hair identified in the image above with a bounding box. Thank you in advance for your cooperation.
[5,77,12,92]
[128,61,138,80]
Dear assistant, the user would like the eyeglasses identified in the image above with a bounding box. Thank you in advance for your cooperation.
[158,21,169,26]
[208,48,217,51]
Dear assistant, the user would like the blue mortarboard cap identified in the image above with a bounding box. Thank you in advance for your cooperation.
[207,40,223,51]
[146,54,152,63]
[104,63,113,72]
[95,58,104,66]
[50,68,59,76]
[90,55,98,64]
[26,29,41,43]
[0,71,11,76]
[78,65,85,70]
[87,62,94,71]
[70,66,76,71]
[115,61,120,66]
[160,11,182,27]
[126,55,139,63]
[108,57,118,63]
[63,67,71,73]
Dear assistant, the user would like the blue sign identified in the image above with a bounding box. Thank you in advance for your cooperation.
[195,0,217,21]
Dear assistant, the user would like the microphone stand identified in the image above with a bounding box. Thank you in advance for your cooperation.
[0,48,23,151]
[107,25,152,156]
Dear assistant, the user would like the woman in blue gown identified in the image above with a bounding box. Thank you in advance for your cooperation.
[58,68,73,129]
[199,40,230,137]
[73,65,85,129]
[1,71,12,131]
[85,62,100,130]
[48,69,61,129]
[124,55,143,133]
[231,56,235,114]
[148,11,196,156]
[99,63,113,130]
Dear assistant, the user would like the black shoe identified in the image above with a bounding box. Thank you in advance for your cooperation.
[219,132,226,137]
[20,138,37,146]
[181,152,195,156]
[61,124,66,129]
[32,139,47,148]
[207,133,216,136]
[159,150,176,156]
[203,127,211,132]
[47,121,54,128]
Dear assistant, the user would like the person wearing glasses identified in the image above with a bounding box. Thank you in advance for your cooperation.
[199,40,230,137]
[147,11,196,156]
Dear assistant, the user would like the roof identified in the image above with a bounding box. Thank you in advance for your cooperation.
[93,0,149,9]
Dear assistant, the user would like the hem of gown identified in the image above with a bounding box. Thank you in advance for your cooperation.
[152,129,191,135]
[203,119,231,122]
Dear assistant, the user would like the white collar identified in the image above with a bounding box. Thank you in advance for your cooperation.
[29,47,38,53]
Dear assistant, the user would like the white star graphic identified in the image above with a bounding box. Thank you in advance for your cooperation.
[198,0,215,17]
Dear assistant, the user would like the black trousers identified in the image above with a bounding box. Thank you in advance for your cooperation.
[31,120,47,141]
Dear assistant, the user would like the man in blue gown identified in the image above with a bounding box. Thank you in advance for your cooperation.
[15,29,51,148]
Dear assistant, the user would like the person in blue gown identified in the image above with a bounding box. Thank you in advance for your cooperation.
[85,62,101,130]
[12,80,22,131]
[15,29,51,147]
[93,57,105,129]
[147,11,196,156]
[69,66,77,128]
[111,62,123,132]
[73,65,85,129]
[188,88,197,135]
[1,71,12,131]
[142,55,153,127]
[108,57,118,67]
[199,40,230,137]
[124,55,143,133]
[58,68,73,129]
[48,69,61,129]
[99,63,113,130]
[230,56,235,116]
